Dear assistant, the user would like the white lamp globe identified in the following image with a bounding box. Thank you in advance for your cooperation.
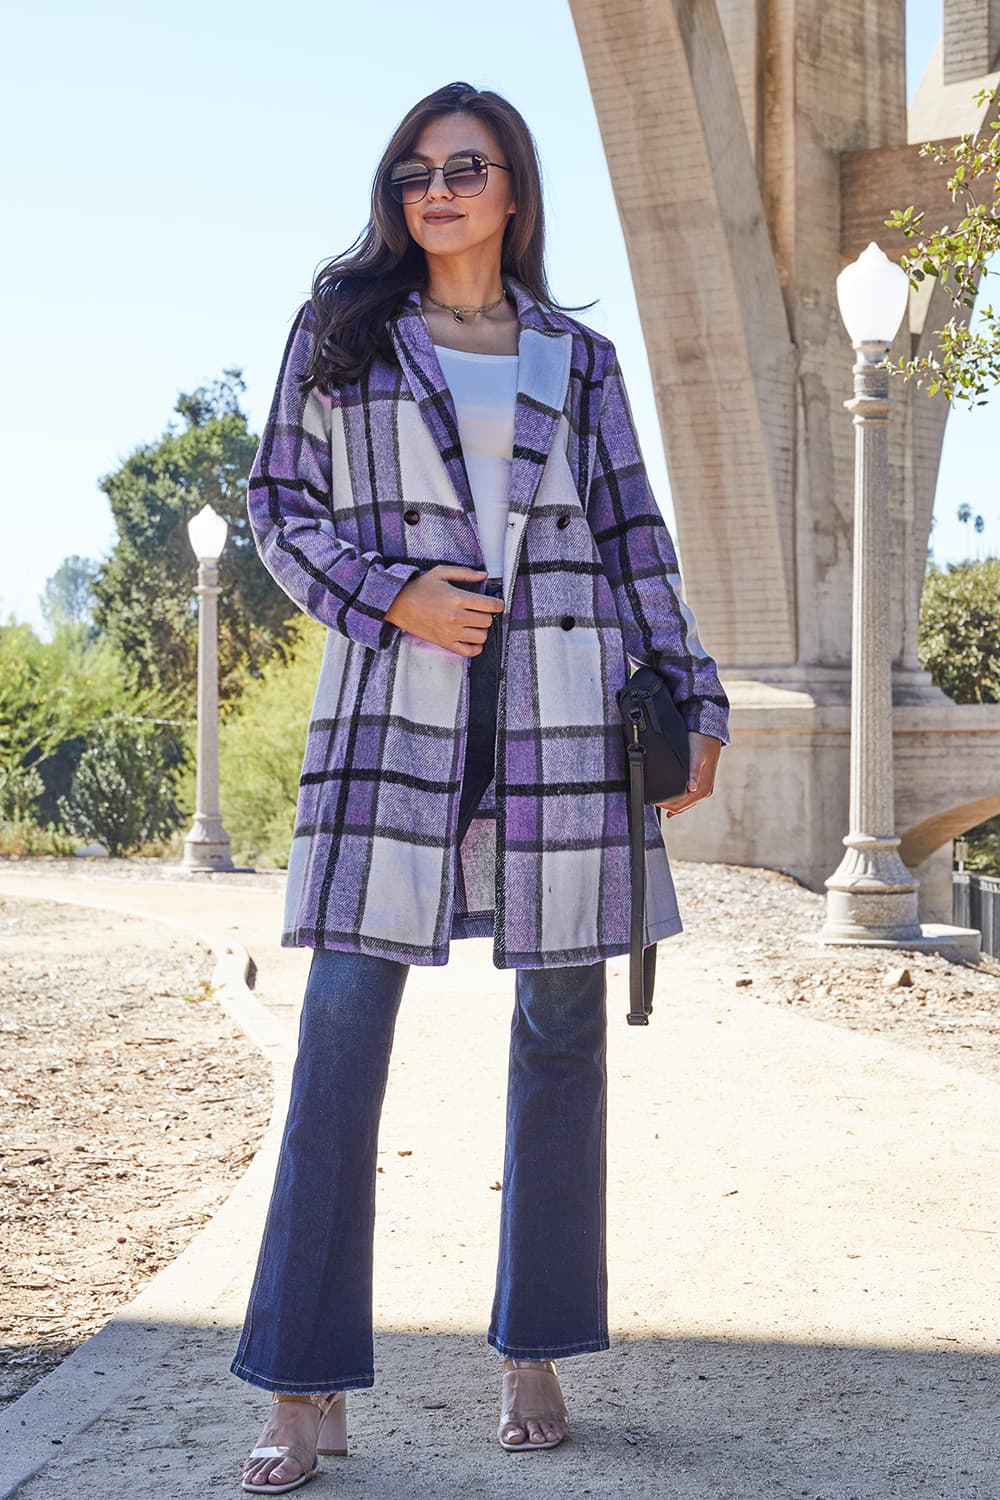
[836,241,910,346]
[187,503,229,561]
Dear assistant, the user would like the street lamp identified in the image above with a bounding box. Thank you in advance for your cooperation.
[818,241,922,946]
[182,503,234,872]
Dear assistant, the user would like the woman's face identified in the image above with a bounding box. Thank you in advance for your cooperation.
[396,112,516,266]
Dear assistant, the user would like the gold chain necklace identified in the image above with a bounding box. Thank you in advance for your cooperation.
[422,288,508,324]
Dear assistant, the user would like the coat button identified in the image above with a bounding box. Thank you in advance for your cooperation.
[556,513,571,529]
[560,615,575,631]
[403,508,420,525]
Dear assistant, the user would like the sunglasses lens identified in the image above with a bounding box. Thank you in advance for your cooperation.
[389,161,431,204]
[443,154,488,196]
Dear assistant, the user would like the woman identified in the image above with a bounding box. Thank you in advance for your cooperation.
[234,80,730,1491]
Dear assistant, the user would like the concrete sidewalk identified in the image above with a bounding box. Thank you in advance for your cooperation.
[0,867,998,1498]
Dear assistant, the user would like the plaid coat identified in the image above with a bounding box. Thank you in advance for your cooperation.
[248,271,730,968]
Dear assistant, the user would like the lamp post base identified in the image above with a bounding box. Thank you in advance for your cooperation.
[181,815,234,873]
[809,922,981,960]
[819,836,922,944]
[815,825,983,958]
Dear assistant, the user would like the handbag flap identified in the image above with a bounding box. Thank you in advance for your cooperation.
[617,665,690,803]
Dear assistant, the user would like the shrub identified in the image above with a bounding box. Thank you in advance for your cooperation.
[0,764,44,823]
[918,557,1000,704]
[0,819,80,858]
[208,616,326,867]
[32,735,88,827]
[0,617,188,833]
[57,716,188,857]
[918,556,1000,873]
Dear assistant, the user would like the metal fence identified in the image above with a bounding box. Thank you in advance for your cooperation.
[953,871,1000,958]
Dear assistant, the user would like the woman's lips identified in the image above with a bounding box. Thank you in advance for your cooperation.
[424,212,462,222]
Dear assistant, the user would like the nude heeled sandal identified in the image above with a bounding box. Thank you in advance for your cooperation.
[497,1359,570,1452]
[241,1392,348,1493]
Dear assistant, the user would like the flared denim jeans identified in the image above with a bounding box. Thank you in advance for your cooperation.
[230,581,610,1393]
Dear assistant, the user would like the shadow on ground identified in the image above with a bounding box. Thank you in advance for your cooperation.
[3,1323,998,1499]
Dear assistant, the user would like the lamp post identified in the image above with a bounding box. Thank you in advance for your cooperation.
[182,503,234,873]
[818,241,922,946]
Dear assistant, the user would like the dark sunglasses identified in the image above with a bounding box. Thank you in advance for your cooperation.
[387,151,512,205]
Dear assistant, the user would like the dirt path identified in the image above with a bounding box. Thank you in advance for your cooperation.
[1,860,999,1497]
[663,861,1000,1086]
[0,896,270,1409]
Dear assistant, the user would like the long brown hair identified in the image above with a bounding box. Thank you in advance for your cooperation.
[300,80,597,393]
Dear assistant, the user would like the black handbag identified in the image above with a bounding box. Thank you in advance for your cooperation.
[616,663,691,1026]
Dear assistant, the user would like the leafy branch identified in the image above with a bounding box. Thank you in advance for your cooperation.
[884,83,1000,405]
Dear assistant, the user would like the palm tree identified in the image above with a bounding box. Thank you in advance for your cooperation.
[955,502,985,560]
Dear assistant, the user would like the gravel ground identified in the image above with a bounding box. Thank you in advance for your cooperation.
[669,861,1000,1085]
[0,853,997,1429]
[0,894,271,1410]
[3,857,997,1087]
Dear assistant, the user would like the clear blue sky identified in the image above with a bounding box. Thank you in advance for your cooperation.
[0,0,993,636]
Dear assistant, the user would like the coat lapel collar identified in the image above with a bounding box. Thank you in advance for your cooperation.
[389,271,573,530]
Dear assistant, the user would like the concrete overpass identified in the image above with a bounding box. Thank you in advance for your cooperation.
[568,0,1000,920]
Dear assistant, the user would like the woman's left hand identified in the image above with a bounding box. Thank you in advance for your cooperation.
[656,731,723,818]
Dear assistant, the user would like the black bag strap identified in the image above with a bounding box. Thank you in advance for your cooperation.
[626,735,656,1025]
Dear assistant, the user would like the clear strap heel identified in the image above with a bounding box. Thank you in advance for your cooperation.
[497,1359,569,1451]
[316,1391,348,1456]
[241,1392,348,1493]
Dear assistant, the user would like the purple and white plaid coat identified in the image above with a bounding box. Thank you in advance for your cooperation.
[247,271,730,968]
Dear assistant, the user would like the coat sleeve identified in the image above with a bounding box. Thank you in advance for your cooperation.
[588,342,732,747]
[247,301,422,652]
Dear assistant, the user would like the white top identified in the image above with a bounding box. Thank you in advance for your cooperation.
[433,344,518,577]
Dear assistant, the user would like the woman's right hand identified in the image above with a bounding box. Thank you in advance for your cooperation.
[385,565,505,656]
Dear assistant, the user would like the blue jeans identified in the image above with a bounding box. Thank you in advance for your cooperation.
[229,582,609,1393]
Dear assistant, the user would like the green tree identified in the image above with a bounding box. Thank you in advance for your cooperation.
[918,557,1000,704]
[918,558,1000,874]
[886,82,1000,404]
[91,369,300,712]
[954,500,987,557]
[40,555,100,633]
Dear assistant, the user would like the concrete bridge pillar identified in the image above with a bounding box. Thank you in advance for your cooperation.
[569,0,1000,925]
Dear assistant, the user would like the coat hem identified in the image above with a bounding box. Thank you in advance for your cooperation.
[280,913,684,968]
[499,913,683,969]
[281,927,451,965]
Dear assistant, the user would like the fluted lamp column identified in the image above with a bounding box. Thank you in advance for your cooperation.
[181,503,234,873]
[819,242,922,946]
